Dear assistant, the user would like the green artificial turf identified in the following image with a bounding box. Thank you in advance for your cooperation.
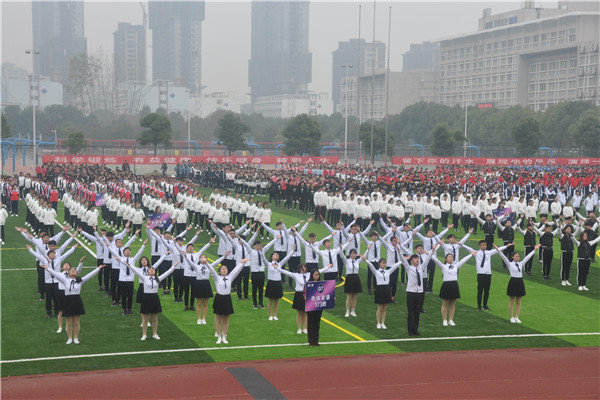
[1,190,598,377]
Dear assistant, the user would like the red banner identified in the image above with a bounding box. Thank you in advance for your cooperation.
[392,156,600,167]
[42,155,339,165]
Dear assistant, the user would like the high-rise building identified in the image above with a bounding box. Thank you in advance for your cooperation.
[149,1,205,93]
[249,0,312,104]
[402,42,440,72]
[31,0,87,98]
[331,39,386,111]
[113,23,146,86]
[437,1,599,111]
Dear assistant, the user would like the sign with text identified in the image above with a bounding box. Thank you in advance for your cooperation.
[305,280,336,311]
[392,157,600,167]
[147,213,171,230]
[95,193,106,207]
[42,155,339,165]
[493,207,514,225]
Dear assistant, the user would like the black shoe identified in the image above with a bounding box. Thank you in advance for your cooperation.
[420,309,426,313]
[122,310,127,316]
[408,332,414,336]
[392,299,398,304]
[183,307,189,311]
[477,307,483,311]
[483,306,491,311]
[259,305,265,309]
[413,331,420,336]
[39,297,45,301]
[112,301,118,307]
[189,307,196,311]
[105,292,110,297]
[98,286,104,291]
[238,297,243,301]
[46,313,52,319]
[163,290,167,295]
[244,297,250,300]
[400,282,406,286]
[128,310,133,315]
[253,305,258,309]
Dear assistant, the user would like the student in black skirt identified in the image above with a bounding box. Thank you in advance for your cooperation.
[56,257,85,333]
[361,243,402,330]
[135,253,168,328]
[208,253,251,344]
[494,243,541,323]
[306,268,324,346]
[189,249,224,326]
[277,262,333,334]
[43,263,104,344]
[262,248,294,321]
[124,258,179,340]
[431,242,475,326]
[343,249,364,317]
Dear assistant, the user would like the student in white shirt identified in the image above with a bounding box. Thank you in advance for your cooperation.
[343,248,365,317]
[494,243,541,323]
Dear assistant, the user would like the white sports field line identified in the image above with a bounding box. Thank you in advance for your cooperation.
[1,332,598,364]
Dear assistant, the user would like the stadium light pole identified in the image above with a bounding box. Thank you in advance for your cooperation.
[342,64,353,161]
[26,49,40,167]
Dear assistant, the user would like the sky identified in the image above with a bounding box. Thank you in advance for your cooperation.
[2,0,560,99]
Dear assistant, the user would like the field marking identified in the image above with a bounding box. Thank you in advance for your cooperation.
[279,295,366,341]
[1,332,597,365]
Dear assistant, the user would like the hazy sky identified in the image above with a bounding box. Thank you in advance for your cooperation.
[2,0,559,98]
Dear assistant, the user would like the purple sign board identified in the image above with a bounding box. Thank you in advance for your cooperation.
[305,280,336,311]
[147,213,172,230]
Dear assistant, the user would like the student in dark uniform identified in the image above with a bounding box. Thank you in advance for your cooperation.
[495,243,541,323]
[306,268,324,346]
[42,263,105,344]
[571,231,600,291]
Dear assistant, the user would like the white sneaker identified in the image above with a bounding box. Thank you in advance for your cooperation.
[216,336,222,344]
[152,334,160,340]
[350,310,357,317]
[583,286,589,291]
[565,281,572,286]
[376,323,382,329]
[273,316,278,321]
[56,327,62,333]
[515,318,522,323]
[148,322,151,326]
[141,335,147,341]
[303,329,307,334]
[222,336,228,344]
[443,320,448,326]
[202,320,206,325]
[510,317,516,323]
[297,329,302,334]
[215,332,219,337]
[66,338,73,344]
[197,319,202,325]
[344,311,350,318]
[448,320,456,326]
[561,281,566,286]
[268,316,273,321]
[578,286,584,291]
[381,324,387,329]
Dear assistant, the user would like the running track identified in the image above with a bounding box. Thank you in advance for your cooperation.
[2,347,598,399]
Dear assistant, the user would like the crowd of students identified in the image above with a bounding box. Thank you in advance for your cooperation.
[3,160,599,346]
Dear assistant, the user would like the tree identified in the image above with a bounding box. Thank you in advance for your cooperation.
[541,101,595,148]
[569,109,600,157]
[429,122,465,156]
[1,112,10,139]
[137,113,172,155]
[67,47,114,114]
[215,112,250,155]
[512,115,543,156]
[358,123,395,157]
[282,114,322,156]
[63,131,87,155]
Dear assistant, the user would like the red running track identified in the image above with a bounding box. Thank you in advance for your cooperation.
[2,347,598,399]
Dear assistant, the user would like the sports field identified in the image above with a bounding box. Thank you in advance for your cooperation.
[1,189,598,378]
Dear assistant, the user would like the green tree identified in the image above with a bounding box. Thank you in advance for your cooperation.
[1,112,10,139]
[137,113,172,155]
[359,122,395,158]
[63,130,87,155]
[569,109,600,157]
[541,101,595,148]
[282,114,322,156]
[512,115,543,156]
[216,112,250,155]
[429,122,465,156]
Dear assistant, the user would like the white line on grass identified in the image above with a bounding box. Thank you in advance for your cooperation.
[1,332,597,364]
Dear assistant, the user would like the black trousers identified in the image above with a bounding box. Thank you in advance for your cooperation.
[183,276,195,307]
[251,271,265,307]
[97,259,105,288]
[119,281,134,310]
[159,260,173,291]
[44,282,58,314]
[476,274,492,308]
[37,262,45,296]
[367,261,379,290]
[390,268,400,297]
[484,234,494,250]
[452,213,460,227]
[103,262,112,292]
[337,254,344,279]
[542,248,553,278]
[561,251,573,281]
[0,225,4,241]
[441,212,449,227]
[173,269,184,299]
[110,268,121,302]
[426,261,436,292]
[406,292,424,335]
[307,310,323,345]
[235,267,250,299]
[524,246,534,274]
[287,256,301,287]
[577,259,591,286]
